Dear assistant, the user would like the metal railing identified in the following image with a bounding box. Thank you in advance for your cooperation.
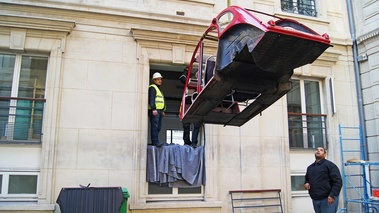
[0,96,45,143]
[288,112,327,149]
[281,0,317,17]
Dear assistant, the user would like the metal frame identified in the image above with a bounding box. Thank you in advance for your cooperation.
[338,124,379,213]
[229,189,283,213]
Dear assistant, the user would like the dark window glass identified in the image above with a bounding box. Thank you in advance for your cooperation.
[291,175,306,191]
[178,187,201,194]
[148,182,172,194]
[281,0,317,17]
[8,175,38,194]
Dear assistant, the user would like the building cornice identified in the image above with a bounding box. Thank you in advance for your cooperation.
[357,29,379,44]
[131,28,339,66]
[131,29,203,47]
[313,51,342,66]
[0,14,75,33]
[131,28,218,52]
[0,1,210,28]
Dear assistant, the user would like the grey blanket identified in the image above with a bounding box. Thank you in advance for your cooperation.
[146,144,206,187]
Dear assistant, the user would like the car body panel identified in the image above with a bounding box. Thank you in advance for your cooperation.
[180,6,331,126]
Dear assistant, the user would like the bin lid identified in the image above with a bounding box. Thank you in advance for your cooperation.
[122,188,130,198]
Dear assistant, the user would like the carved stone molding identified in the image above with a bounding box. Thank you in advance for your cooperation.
[10,28,26,50]
[0,14,75,52]
[314,51,341,65]
[131,28,202,47]
[0,14,75,33]
[357,29,379,44]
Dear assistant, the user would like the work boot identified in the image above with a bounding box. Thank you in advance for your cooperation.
[184,140,192,146]
[151,141,159,146]
[156,142,169,147]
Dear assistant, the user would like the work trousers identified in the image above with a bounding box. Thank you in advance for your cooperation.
[182,122,201,145]
[148,110,163,145]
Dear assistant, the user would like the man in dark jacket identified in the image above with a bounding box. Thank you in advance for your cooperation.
[304,147,343,213]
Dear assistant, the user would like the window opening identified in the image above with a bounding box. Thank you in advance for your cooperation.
[218,11,234,33]
[0,52,47,201]
[166,129,184,145]
[147,65,204,199]
[281,0,317,17]
[148,183,173,195]
[291,175,307,191]
[0,53,47,142]
[0,175,2,192]
[0,172,39,198]
[8,174,38,194]
[287,79,327,149]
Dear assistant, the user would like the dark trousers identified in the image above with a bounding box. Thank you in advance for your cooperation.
[148,110,163,145]
[182,122,201,145]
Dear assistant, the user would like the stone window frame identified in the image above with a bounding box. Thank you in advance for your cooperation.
[130,28,222,211]
[0,14,74,211]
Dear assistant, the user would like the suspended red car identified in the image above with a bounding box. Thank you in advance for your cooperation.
[179,6,332,126]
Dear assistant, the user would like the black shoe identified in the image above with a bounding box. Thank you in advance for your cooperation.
[191,143,198,148]
[151,142,160,147]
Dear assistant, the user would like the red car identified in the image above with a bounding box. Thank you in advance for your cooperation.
[180,6,331,126]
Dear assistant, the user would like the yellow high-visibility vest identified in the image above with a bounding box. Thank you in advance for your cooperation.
[148,84,165,110]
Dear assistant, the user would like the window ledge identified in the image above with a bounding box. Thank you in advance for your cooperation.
[0,141,41,145]
[130,201,223,210]
[0,203,55,211]
[292,191,310,197]
[275,11,330,25]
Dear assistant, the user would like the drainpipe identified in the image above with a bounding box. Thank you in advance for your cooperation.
[346,0,368,160]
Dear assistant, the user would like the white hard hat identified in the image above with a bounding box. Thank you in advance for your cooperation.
[152,72,163,80]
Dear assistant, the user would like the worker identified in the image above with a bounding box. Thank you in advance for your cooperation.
[179,67,201,147]
[148,72,166,147]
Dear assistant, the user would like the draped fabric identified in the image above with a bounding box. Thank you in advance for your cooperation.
[146,144,206,187]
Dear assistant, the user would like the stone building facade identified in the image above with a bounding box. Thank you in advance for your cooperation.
[0,0,361,212]
[351,0,379,163]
